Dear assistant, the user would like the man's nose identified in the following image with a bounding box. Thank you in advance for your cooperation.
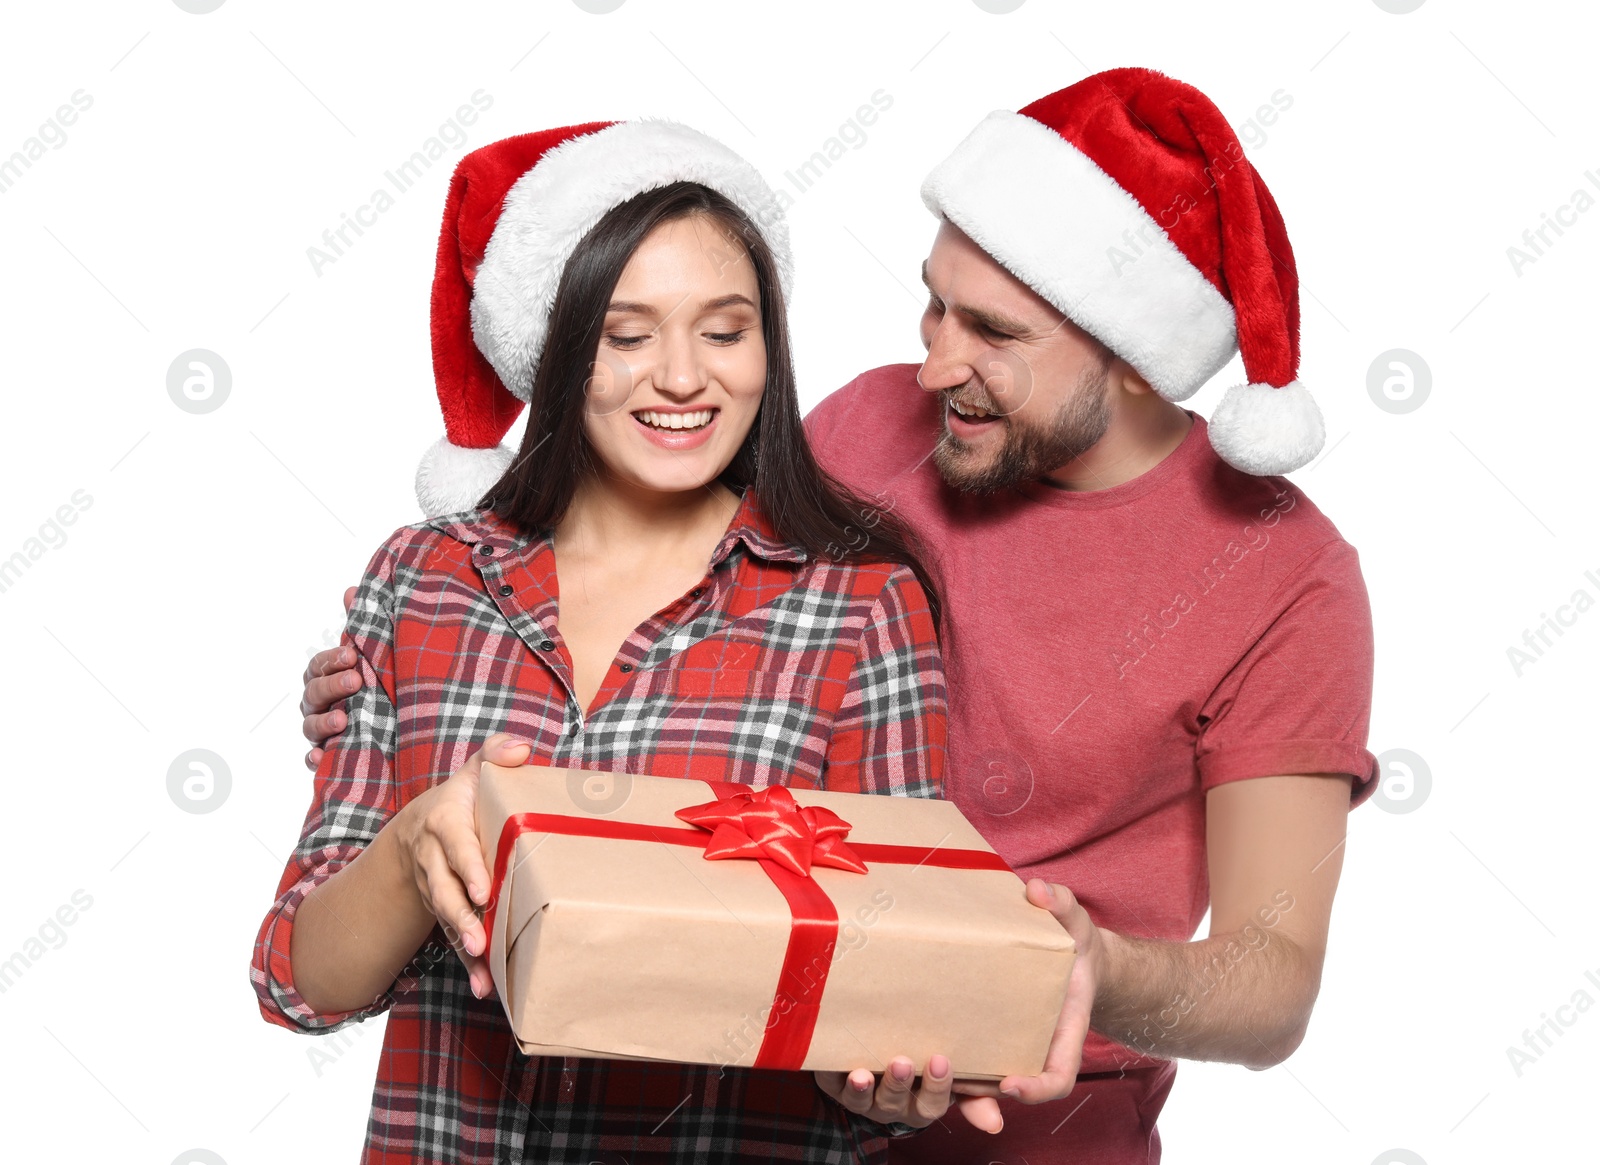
[917,316,974,395]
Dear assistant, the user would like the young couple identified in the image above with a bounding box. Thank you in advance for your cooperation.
[261,68,1380,1165]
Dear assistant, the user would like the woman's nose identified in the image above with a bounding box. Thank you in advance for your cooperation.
[652,326,707,395]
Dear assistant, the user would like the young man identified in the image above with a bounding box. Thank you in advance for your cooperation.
[298,68,1376,1162]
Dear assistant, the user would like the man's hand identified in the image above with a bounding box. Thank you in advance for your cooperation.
[301,585,360,771]
[950,878,1105,1127]
[815,1054,963,1131]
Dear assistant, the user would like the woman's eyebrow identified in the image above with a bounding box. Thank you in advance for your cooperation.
[605,293,756,315]
[700,293,757,312]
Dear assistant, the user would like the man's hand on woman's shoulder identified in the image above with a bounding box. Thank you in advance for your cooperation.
[301,585,362,771]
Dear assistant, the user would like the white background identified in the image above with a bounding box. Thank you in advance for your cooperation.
[1,1,1594,1163]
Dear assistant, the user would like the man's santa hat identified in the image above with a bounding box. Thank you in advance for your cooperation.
[920,67,1324,475]
[417,120,794,517]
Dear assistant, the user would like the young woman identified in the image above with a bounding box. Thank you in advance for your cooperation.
[252,122,949,1164]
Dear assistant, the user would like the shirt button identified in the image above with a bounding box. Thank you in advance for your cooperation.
[538,639,555,651]
[691,587,704,598]
[479,544,494,556]
[499,584,514,597]
[619,663,633,673]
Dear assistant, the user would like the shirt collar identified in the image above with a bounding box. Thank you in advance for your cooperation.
[428,486,809,566]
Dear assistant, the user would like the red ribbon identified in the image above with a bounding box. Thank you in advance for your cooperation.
[673,784,869,876]
[481,779,1011,1070]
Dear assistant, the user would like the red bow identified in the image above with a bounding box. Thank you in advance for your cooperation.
[674,785,869,877]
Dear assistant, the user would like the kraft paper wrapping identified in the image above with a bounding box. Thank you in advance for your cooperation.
[474,763,1075,1080]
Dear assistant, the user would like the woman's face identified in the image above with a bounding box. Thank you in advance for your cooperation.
[582,213,767,495]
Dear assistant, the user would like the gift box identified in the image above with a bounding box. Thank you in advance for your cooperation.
[475,763,1075,1079]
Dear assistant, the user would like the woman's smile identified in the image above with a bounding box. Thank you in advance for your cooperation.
[630,405,721,450]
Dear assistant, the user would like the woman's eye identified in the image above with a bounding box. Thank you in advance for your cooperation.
[605,333,649,349]
[705,330,747,345]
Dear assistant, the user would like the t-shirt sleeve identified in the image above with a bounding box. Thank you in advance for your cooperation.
[802,376,858,479]
[1195,538,1379,807]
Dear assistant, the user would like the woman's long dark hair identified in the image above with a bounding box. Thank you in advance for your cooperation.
[477,180,942,637]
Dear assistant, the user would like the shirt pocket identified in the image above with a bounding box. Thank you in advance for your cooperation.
[662,666,757,705]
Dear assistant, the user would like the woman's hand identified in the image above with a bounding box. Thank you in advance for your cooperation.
[815,1054,961,1131]
[392,732,534,1001]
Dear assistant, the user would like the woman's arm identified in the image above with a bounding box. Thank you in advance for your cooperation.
[252,535,522,1028]
[292,729,535,1017]
[252,540,416,1031]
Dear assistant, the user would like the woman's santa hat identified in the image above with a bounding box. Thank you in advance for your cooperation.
[417,120,794,517]
[920,67,1324,476]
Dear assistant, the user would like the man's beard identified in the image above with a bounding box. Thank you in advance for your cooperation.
[932,355,1114,494]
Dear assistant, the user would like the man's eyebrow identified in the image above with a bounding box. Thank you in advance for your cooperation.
[963,304,1034,336]
[919,260,1032,335]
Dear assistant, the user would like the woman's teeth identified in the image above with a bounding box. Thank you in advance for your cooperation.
[950,398,997,419]
[635,409,715,431]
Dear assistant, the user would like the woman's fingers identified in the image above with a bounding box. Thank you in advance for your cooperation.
[419,838,487,959]
[440,805,492,908]
[395,732,533,1001]
[479,733,534,768]
[912,1055,953,1124]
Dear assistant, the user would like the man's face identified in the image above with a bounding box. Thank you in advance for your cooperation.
[918,220,1115,493]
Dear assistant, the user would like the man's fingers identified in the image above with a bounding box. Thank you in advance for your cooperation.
[301,706,347,748]
[307,645,353,683]
[956,1094,1004,1134]
[303,666,359,716]
[1000,1070,1078,1105]
[949,1078,1002,1097]
[1024,877,1086,931]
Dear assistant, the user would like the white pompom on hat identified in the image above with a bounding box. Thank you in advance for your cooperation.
[919,67,1325,476]
[417,119,794,517]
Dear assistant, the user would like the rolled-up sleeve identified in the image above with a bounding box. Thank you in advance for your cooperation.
[823,564,947,801]
[250,538,404,1033]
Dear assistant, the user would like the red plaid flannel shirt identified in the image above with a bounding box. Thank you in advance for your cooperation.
[251,486,947,1164]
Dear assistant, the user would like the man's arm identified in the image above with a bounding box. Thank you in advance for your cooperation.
[954,770,1351,1119]
[1091,771,1353,1069]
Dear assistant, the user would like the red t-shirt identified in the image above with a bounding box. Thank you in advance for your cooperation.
[803,364,1378,1164]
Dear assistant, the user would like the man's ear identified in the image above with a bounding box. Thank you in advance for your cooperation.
[1110,356,1156,397]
